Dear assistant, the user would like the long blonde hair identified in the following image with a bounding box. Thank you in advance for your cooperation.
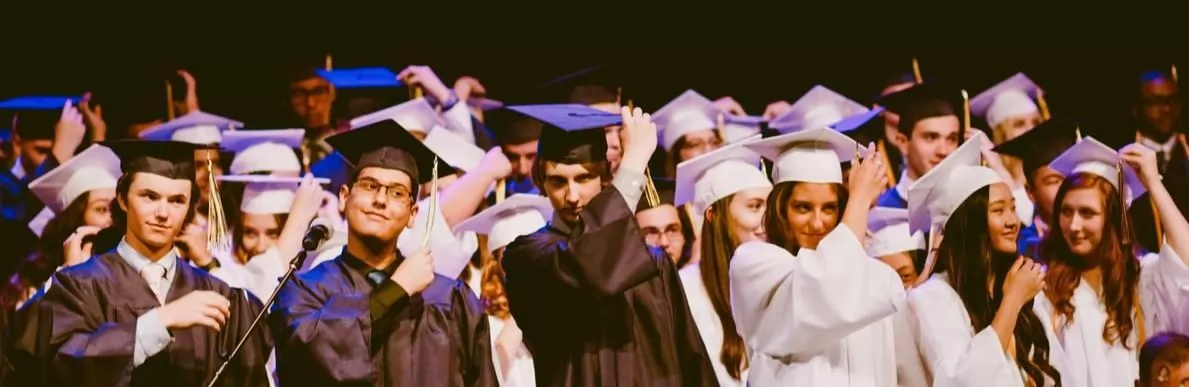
[699,196,748,380]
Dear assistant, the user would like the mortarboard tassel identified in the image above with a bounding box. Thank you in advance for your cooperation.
[1117,161,1133,246]
[495,179,506,203]
[1037,89,1052,121]
[325,54,333,71]
[912,57,924,84]
[876,140,897,187]
[1172,64,1179,84]
[615,86,623,107]
[1076,126,1083,142]
[165,80,176,121]
[206,155,231,252]
[961,89,971,145]
[422,157,440,249]
[685,204,701,239]
[618,88,658,207]
[412,86,424,100]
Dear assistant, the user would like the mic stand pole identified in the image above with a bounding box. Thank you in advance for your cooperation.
[207,249,311,387]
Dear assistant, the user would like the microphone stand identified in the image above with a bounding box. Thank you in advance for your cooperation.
[207,247,313,387]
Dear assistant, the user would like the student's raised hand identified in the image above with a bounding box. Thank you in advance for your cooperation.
[712,96,747,117]
[1119,143,1161,187]
[453,75,488,103]
[62,225,103,267]
[158,290,231,331]
[1003,257,1045,303]
[392,248,435,295]
[847,142,888,208]
[479,147,512,181]
[618,107,658,171]
[398,65,452,104]
[79,92,107,142]
[762,100,792,121]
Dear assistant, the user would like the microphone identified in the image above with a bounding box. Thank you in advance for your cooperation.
[303,218,333,251]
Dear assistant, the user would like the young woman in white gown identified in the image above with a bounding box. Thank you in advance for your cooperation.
[730,127,900,386]
[1034,138,1189,387]
[907,136,1062,386]
[673,140,773,386]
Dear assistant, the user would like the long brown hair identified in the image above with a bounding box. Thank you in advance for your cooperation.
[933,186,1061,385]
[762,181,848,255]
[698,195,747,380]
[1042,173,1140,349]
[478,234,511,319]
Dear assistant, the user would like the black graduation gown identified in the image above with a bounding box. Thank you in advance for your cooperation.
[4,291,53,387]
[269,254,496,387]
[502,186,716,387]
[41,252,273,387]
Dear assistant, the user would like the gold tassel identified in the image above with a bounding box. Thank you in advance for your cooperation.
[1076,126,1083,143]
[1118,161,1132,246]
[685,204,701,239]
[1037,89,1052,121]
[422,157,440,249]
[876,140,897,187]
[1172,64,1179,84]
[165,80,176,120]
[412,86,424,100]
[495,179,506,203]
[615,86,623,107]
[325,54,333,71]
[912,57,924,84]
[205,155,230,252]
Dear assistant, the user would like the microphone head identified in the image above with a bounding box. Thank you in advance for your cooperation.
[308,217,333,233]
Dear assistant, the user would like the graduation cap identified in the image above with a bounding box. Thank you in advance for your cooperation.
[0,95,81,141]
[137,111,243,144]
[722,115,764,144]
[536,64,628,107]
[652,89,719,151]
[455,193,554,252]
[745,127,864,184]
[317,67,403,89]
[877,81,964,136]
[970,73,1044,129]
[907,134,1000,235]
[992,117,1080,179]
[866,207,927,257]
[769,85,868,134]
[28,144,121,213]
[102,140,206,181]
[222,129,305,175]
[217,175,326,214]
[349,98,443,134]
[505,104,623,164]
[421,127,486,173]
[1048,137,1146,200]
[675,140,771,215]
[324,119,455,185]
[484,108,544,146]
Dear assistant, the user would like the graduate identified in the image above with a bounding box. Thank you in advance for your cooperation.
[875,81,964,209]
[1035,137,1189,387]
[37,140,272,386]
[454,194,555,387]
[500,104,715,386]
[634,178,695,268]
[992,117,1081,259]
[652,89,724,175]
[485,109,544,196]
[905,136,1060,386]
[673,140,772,386]
[137,111,242,228]
[731,126,898,386]
[864,207,931,387]
[970,72,1049,224]
[221,129,306,176]
[269,119,495,386]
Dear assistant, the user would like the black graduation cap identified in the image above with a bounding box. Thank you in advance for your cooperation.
[0,96,81,141]
[877,81,964,136]
[324,119,455,185]
[993,117,1082,179]
[102,140,204,181]
[536,64,630,106]
[637,177,676,212]
[505,104,623,164]
[483,108,544,146]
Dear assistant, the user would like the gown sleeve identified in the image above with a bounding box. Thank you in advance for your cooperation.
[269,272,380,384]
[908,277,1020,387]
[1140,244,1189,337]
[44,271,139,387]
[5,292,54,386]
[397,196,479,279]
[453,284,497,387]
[728,226,905,357]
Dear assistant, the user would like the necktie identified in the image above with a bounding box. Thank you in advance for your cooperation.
[1157,150,1168,174]
[141,264,167,305]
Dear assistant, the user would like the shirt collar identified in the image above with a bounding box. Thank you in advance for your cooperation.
[894,170,916,201]
[117,237,178,274]
[1138,134,1178,153]
[9,156,25,179]
[341,250,401,281]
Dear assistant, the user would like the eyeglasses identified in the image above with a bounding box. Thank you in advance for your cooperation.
[352,179,412,204]
[290,86,332,103]
[642,226,684,246]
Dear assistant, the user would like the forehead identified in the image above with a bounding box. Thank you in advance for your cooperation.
[636,205,680,225]
[128,172,193,194]
[242,213,281,227]
[734,186,773,201]
[1142,78,1178,95]
[291,77,330,90]
[988,182,1014,200]
[357,167,413,188]
[790,182,837,200]
[543,161,594,178]
[504,141,538,154]
[913,115,960,136]
[1062,186,1103,206]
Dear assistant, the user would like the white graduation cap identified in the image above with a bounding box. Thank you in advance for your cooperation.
[469,98,504,111]
[722,115,764,144]
[970,73,1041,129]
[349,98,444,133]
[138,111,242,144]
[222,129,305,175]
[652,89,720,150]
[866,207,927,257]
[29,144,121,213]
[744,127,863,184]
[675,140,771,215]
[1047,136,1146,200]
[769,85,868,133]
[454,194,554,252]
[218,175,332,214]
[907,134,1002,235]
[421,125,485,172]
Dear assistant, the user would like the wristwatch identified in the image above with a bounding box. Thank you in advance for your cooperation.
[198,258,222,272]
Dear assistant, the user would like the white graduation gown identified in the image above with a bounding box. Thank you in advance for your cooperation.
[679,264,748,387]
[307,196,479,277]
[730,227,905,387]
[909,273,1056,387]
[890,306,930,387]
[1035,244,1189,387]
[205,247,283,387]
[489,316,536,387]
